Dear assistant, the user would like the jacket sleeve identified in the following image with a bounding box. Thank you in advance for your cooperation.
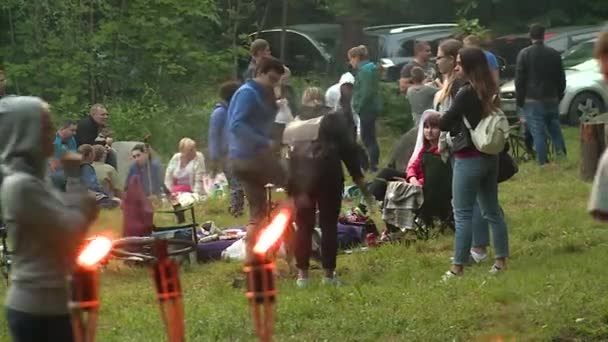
[81,165,103,193]
[229,90,272,148]
[208,108,224,162]
[192,152,206,195]
[515,50,527,108]
[124,165,136,191]
[329,114,364,181]
[152,160,163,195]
[356,68,375,114]
[439,87,472,131]
[164,154,178,191]
[406,149,424,183]
[1,177,90,245]
[75,118,96,146]
[556,54,566,101]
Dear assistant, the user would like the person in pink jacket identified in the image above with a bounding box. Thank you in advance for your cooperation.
[405,112,441,187]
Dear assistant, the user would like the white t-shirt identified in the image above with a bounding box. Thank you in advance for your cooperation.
[173,159,194,186]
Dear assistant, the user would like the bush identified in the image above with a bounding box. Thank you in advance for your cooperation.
[379,82,413,135]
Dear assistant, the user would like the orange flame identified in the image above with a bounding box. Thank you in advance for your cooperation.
[253,208,292,255]
[77,236,113,268]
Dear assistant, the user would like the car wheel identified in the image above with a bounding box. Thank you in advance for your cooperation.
[567,92,606,125]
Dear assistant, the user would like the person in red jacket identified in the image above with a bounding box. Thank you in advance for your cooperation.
[405,112,441,186]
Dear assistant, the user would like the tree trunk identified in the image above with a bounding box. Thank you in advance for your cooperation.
[580,121,608,181]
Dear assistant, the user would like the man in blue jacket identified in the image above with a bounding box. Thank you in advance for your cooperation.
[228,56,286,248]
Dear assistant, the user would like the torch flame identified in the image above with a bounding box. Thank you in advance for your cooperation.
[77,236,113,268]
[253,208,292,255]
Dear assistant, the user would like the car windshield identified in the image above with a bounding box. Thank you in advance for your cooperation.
[562,41,595,68]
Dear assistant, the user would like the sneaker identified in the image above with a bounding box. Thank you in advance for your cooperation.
[441,270,462,282]
[489,264,503,275]
[322,273,341,286]
[296,278,309,288]
[470,249,488,264]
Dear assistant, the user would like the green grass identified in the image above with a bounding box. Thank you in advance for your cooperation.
[3,127,608,341]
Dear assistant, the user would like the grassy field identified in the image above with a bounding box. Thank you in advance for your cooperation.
[2,127,608,341]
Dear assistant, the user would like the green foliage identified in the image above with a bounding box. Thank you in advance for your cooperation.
[454,18,491,41]
[379,83,413,134]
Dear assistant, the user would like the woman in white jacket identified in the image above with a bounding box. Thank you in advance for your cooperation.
[164,137,206,195]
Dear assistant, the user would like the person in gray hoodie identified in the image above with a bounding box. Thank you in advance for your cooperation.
[0,96,98,342]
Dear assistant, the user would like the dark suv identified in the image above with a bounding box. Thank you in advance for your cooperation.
[363,24,457,81]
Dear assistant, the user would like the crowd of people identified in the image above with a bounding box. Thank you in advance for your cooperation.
[1,22,608,342]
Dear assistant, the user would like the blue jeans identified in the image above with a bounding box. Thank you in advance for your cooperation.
[360,114,379,171]
[6,307,74,342]
[452,155,509,265]
[523,101,567,165]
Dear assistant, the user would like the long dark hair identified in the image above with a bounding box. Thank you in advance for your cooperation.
[458,47,499,117]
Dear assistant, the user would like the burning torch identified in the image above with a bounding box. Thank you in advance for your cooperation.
[68,236,113,342]
[152,239,185,342]
[244,206,293,342]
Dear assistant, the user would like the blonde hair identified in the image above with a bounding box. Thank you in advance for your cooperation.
[348,45,369,59]
[178,137,196,153]
[301,87,325,107]
[436,39,463,105]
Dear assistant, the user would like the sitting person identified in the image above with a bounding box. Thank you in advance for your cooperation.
[164,137,206,195]
[404,111,441,186]
[381,111,442,241]
[78,144,120,208]
[49,120,78,191]
[92,145,123,198]
[125,144,163,197]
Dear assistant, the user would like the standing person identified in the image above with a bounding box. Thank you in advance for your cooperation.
[349,45,382,172]
[125,144,163,197]
[242,39,272,81]
[272,66,297,145]
[515,23,567,165]
[399,41,436,93]
[76,104,118,168]
[228,56,286,254]
[208,81,244,217]
[589,28,608,222]
[283,87,371,287]
[406,66,438,126]
[1,96,98,342]
[439,47,509,279]
[164,138,207,196]
[463,35,500,84]
[325,72,356,112]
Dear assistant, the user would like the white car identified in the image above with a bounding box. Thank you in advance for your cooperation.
[499,59,608,125]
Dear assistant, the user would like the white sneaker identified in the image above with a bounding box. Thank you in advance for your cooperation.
[470,249,488,264]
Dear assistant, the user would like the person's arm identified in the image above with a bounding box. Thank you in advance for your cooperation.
[2,176,97,246]
[514,50,527,108]
[358,67,377,112]
[406,149,424,184]
[556,54,566,101]
[81,164,103,193]
[164,154,178,192]
[152,160,164,195]
[439,86,474,131]
[208,108,225,163]
[229,90,272,148]
[124,164,136,191]
[192,152,206,195]
[329,114,364,182]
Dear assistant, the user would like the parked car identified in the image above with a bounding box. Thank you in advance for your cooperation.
[363,23,457,81]
[492,25,601,80]
[499,58,608,125]
[562,38,596,68]
[247,24,341,76]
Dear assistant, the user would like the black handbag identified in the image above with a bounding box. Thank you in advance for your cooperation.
[450,120,474,152]
[497,143,518,183]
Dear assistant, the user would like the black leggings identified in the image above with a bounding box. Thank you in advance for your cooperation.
[294,184,342,271]
[6,307,74,342]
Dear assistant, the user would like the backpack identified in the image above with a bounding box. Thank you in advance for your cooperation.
[463,109,510,155]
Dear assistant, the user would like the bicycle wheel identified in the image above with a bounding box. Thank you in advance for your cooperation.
[111,237,196,262]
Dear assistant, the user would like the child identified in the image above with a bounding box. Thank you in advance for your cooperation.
[405,112,441,186]
[406,66,438,126]
[78,144,120,208]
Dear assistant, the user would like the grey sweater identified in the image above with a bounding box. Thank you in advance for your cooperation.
[1,96,94,315]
